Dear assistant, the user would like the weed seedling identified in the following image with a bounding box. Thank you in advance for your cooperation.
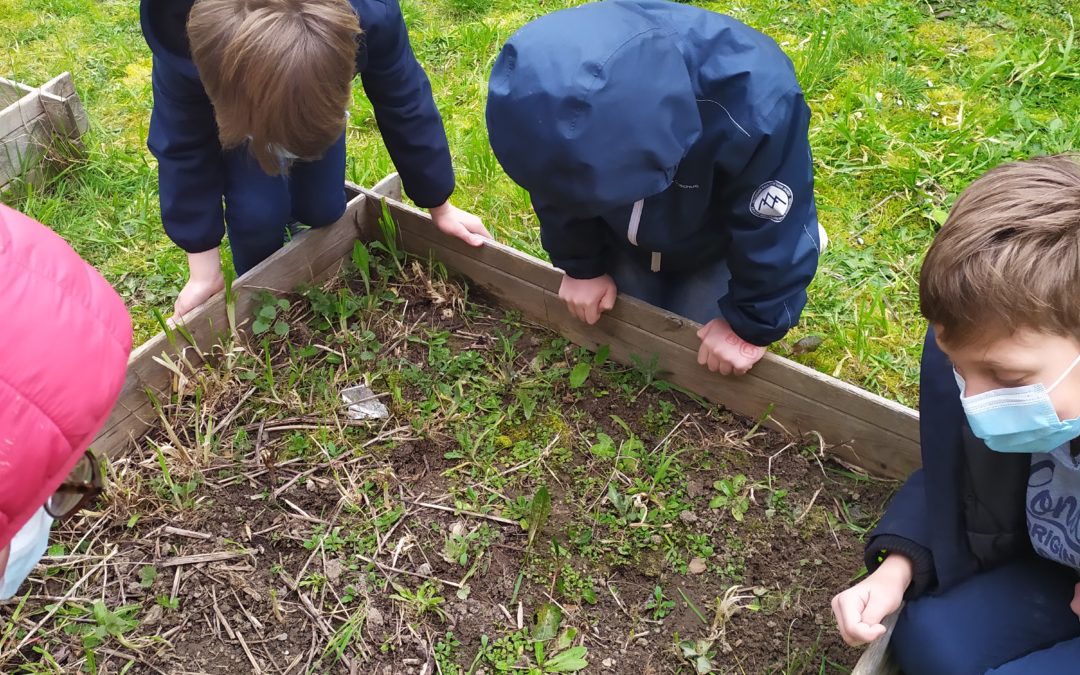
[709,475,751,522]
[511,485,551,604]
[389,580,449,622]
[644,585,676,621]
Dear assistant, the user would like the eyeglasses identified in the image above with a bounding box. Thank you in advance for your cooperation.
[44,450,103,520]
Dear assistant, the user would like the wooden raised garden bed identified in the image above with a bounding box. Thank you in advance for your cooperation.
[95,175,919,478]
[5,175,913,673]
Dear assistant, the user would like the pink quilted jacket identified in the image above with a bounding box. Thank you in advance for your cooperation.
[0,204,132,552]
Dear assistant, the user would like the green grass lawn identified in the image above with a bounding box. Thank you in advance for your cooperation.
[2,0,1078,405]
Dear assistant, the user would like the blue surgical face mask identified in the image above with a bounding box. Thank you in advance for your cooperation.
[955,353,1080,454]
[0,507,54,600]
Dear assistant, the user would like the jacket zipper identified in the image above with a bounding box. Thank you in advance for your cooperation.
[627,199,643,245]
[626,199,662,272]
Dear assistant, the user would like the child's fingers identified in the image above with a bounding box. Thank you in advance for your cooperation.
[709,353,733,376]
[583,300,601,325]
[600,285,616,311]
[849,622,887,646]
[565,299,583,323]
[862,589,900,627]
[833,591,882,646]
[832,592,860,644]
[697,337,710,366]
[468,221,493,239]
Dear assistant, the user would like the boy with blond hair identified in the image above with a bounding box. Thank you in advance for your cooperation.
[832,155,1080,673]
[141,0,489,317]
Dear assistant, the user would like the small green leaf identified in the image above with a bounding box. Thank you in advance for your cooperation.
[515,389,537,420]
[593,344,611,365]
[568,362,591,389]
[555,626,577,652]
[252,317,271,334]
[532,602,563,642]
[273,319,290,337]
[258,305,277,320]
[581,587,597,605]
[139,565,158,589]
[352,240,370,268]
[527,486,552,549]
[708,495,726,509]
[544,645,589,672]
[695,654,714,674]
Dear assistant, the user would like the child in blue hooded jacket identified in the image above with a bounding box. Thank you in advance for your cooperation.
[142,0,490,317]
[486,0,825,375]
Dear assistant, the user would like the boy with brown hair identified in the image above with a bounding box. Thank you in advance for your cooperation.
[832,155,1080,674]
[142,0,489,317]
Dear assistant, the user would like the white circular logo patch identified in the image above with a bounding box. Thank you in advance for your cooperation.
[750,181,794,222]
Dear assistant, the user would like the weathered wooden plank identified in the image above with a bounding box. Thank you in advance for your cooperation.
[370,173,403,202]
[0,80,44,140]
[92,190,367,458]
[38,73,89,138]
[361,183,920,479]
[0,80,31,107]
[0,116,52,189]
[0,73,88,189]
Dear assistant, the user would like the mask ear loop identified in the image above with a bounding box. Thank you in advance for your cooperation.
[1047,353,1080,393]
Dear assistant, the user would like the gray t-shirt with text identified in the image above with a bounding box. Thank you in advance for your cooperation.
[1028,444,1080,571]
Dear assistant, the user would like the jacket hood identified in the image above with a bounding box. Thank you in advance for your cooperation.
[486,0,702,216]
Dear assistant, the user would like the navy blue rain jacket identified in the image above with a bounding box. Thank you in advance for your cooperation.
[486,0,820,346]
[141,0,454,253]
[864,328,1035,599]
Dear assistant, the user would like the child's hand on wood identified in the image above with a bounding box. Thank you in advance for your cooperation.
[429,202,492,247]
[174,249,226,320]
[832,554,912,647]
[696,318,766,375]
[559,274,617,325]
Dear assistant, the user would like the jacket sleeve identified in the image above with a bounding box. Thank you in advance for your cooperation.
[715,88,819,346]
[862,328,970,600]
[147,58,226,253]
[864,469,937,599]
[360,0,454,209]
[534,197,609,280]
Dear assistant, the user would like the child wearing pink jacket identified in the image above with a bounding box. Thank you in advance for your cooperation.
[0,204,132,599]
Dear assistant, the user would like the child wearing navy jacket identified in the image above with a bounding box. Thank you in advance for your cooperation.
[832,155,1080,674]
[142,0,489,317]
[486,0,826,376]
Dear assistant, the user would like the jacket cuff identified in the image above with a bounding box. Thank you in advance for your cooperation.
[552,256,607,281]
[408,181,455,210]
[716,297,781,347]
[164,225,224,255]
[866,534,935,599]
